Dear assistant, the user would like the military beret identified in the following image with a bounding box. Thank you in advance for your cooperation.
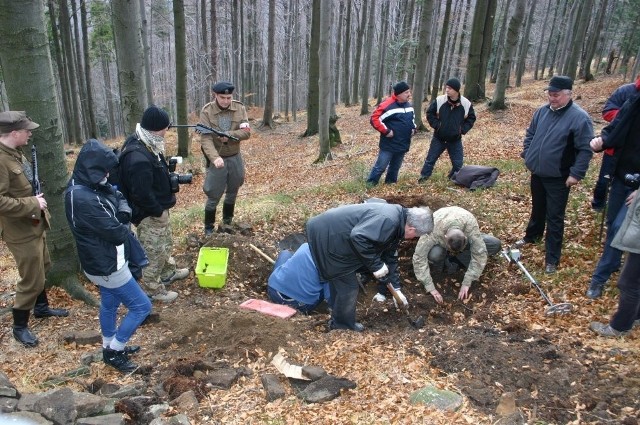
[0,111,40,133]
[211,81,235,94]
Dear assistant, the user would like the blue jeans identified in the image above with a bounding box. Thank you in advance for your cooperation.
[591,178,631,286]
[420,137,463,179]
[99,277,152,345]
[524,174,570,266]
[367,149,406,185]
[266,250,323,314]
[610,253,640,332]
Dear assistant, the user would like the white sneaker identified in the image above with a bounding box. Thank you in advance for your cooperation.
[161,268,189,285]
[151,288,178,303]
[373,293,387,303]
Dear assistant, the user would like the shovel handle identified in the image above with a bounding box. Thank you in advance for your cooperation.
[386,283,408,309]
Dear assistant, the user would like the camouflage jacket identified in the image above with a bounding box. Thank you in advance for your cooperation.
[412,206,487,292]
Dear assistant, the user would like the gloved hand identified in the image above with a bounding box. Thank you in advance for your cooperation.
[393,288,408,309]
[373,263,389,279]
[115,191,132,224]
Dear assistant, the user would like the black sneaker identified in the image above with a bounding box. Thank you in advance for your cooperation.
[103,348,138,373]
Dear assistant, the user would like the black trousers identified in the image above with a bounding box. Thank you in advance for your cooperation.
[524,174,570,266]
[611,253,640,331]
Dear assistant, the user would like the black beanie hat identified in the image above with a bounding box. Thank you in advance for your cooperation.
[393,81,410,96]
[445,78,461,93]
[140,106,170,131]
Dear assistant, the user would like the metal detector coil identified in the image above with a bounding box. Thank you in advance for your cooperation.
[502,248,573,316]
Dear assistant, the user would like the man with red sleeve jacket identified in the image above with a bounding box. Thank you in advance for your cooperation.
[366,81,416,186]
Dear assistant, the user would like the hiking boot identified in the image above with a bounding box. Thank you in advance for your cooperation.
[103,348,138,373]
[329,320,364,332]
[161,268,189,285]
[589,322,628,338]
[417,176,429,184]
[151,287,178,303]
[12,309,39,347]
[372,293,387,303]
[586,283,604,299]
[545,264,557,274]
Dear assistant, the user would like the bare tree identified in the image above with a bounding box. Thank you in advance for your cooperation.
[490,0,526,110]
[112,0,148,134]
[317,0,333,161]
[430,0,453,102]
[412,0,435,130]
[302,0,320,137]
[80,0,98,138]
[261,0,276,129]
[139,0,154,106]
[464,0,498,101]
[59,0,83,144]
[341,0,352,105]
[581,0,609,81]
[514,1,537,87]
[564,0,593,80]
[359,0,376,115]
[173,0,189,157]
[0,0,95,304]
[352,0,368,104]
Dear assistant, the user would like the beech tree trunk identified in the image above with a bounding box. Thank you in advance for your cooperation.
[359,0,376,115]
[302,0,320,137]
[490,0,526,110]
[112,0,148,134]
[80,0,97,138]
[0,0,95,305]
[261,0,276,129]
[514,1,537,87]
[430,0,453,102]
[412,0,435,130]
[316,0,333,162]
[464,0,498,101]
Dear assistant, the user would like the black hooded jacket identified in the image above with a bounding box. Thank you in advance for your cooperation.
[117,135,176,225]
[64,139,131,276]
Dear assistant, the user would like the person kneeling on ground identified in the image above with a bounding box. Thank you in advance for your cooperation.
[306,203,433,332]
[267,243,331,314]
[413,206,501,304]
[65,139,152,373]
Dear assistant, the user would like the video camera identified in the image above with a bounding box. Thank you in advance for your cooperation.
[168,157,193,193]
[624,173,640,190]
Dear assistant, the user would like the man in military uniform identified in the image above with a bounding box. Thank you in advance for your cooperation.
[412,206,501,304]
[0,111,68,347]
[199,81,251,236]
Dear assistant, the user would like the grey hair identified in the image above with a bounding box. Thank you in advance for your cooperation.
[407,206,434,236]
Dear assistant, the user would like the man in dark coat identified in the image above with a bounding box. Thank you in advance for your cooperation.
[306,203,433,331]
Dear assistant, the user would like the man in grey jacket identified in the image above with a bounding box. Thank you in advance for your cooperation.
[514,76,593,273]
[306,203,433,332]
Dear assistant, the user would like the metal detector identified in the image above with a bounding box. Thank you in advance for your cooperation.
[501,248,573,316]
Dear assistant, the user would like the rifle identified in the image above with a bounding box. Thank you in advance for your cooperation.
[31,144,42,196]
[170,123,239,142]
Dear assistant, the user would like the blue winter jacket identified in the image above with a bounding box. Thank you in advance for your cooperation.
[370,95,416,153]
[522,100,594,179]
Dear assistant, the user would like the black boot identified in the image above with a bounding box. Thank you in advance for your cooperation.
[103,348,138,373]
[222,202,235,225]
[33,290,69,318]
[12,309,39,347]
[204,209,216,236]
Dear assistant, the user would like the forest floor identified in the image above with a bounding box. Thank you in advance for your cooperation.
[1,76,640,425]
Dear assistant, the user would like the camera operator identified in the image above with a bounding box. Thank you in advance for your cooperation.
[116,106,189,303]
[586,93,640,300]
